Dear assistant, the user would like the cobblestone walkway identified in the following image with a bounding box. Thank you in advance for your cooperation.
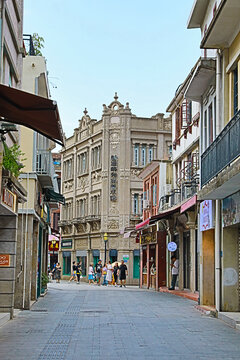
[0,282,240,359]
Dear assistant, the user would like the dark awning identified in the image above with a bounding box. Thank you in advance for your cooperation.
[150,205,180,223]
[44,188,65,205]
[109,249,117,257]
[92,249,100,257]
[0,84,64,146]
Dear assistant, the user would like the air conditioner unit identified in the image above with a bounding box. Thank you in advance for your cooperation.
[143,199,150,209]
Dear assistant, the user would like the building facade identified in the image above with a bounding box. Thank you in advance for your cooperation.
[188,0,240,312]
[60,94,171,284]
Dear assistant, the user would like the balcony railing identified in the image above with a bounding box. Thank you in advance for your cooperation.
[36,150,52,175]
[201,109,240,187]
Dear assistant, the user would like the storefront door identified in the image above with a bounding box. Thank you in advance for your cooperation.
[133,256,140,279]
[183,231,190,289]
[37,225,42,298]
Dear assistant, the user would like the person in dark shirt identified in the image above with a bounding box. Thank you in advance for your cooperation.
[76,262,82,284]
[113,262,119,287]
[69,261,77,282]
[119,260,128,288]
[95,259,102,286]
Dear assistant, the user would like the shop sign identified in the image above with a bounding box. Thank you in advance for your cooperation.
[200,200,214,231]
[48,241,59,252]
[110,155,118,202]
[167,242,177,252]
[222,191,240,228]
[141,232,156,245]
[2,188,16,212]
[0,254,10,267]
[61,239,72,249]
[123,254,129,263]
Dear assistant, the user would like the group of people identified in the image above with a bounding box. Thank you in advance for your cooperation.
[89,259,128,287]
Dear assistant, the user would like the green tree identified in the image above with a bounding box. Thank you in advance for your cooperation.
[3,143,26,178]
[32,33,45,56]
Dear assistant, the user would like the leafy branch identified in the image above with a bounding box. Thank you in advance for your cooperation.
[3,143,26,178]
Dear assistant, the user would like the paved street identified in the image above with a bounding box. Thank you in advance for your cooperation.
[0,282,240,360]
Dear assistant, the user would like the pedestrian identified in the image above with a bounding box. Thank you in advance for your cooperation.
[88,263,94,284]
[169,255,179,290]
[106,261,113,285]
[76,262,81,284]
[95,259,102,286]
[102,263,108,286]
[54,263,61,283]
[119,260,128,287]
[113,262,119,287]
[69,261,77,282]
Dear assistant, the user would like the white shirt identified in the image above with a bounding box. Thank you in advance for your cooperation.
[172,259,179,275]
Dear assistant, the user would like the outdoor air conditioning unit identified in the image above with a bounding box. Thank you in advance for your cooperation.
[143,199,150,209]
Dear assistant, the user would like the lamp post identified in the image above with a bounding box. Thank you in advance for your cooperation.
[104,232,108,264]
[52,239,56,266]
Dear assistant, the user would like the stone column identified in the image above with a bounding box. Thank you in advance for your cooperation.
[156,243,159,291]
[178,229,184,290]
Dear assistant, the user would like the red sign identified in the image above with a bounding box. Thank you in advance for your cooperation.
[2,189,16,212]
[48,241,59,252]
[0,254,10,267]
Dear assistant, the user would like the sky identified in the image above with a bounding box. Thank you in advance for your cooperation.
[23,0,201,139]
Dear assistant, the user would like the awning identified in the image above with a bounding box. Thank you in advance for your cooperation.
[150,205,180,223]
[76,250,87,257]
[0,84,64,146]
[62,251,71,257]
[92,249,100,257]
[180,195,197,214]
[109,249,117,257]
[135,218,149,230]
[44,188,65,205]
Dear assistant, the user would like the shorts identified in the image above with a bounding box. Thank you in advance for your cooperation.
[120,274,126,280]
[96,273,102,279]
[88,274,94,280]
[73,271,76,276]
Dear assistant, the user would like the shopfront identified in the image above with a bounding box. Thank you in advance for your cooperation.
[221,191,240,311]
[76,250,87,277]
[92,249,100,267]
[61,239,72,277]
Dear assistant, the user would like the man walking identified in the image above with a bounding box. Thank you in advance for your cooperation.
[95,259,103,286]
[119,260,128,287]
[69,261,77,282]
[169,255,179,290]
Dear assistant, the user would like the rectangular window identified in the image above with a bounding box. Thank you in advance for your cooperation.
[63,253,71,275]
[204,110,207,150]
[208,103,213,145]
[234,66,238,115]
[133,194,138,214]
[141,145,146,166]
[149,146,153,163]
[134,144,139,166]
[140,194,143,215]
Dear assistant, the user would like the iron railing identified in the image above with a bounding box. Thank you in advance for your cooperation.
[36,150,51,175]
[201,109,240,186]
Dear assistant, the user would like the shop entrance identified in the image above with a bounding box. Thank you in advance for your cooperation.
[183,231,191,289]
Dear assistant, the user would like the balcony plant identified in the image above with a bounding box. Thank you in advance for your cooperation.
[3,143,26,178]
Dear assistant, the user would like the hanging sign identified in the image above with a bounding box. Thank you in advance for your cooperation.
[167,242,177,252]
[200,200,214,231]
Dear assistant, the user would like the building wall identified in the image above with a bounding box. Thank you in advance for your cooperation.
[60,96,171,283]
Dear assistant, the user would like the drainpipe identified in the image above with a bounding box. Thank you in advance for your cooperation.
[215,200,221,312]
[215,50,222,313]
[23,173,29,309]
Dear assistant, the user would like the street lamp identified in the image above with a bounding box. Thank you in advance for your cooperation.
[52,239,56,265]
[104,232,108,264]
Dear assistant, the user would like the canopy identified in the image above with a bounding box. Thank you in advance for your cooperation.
[44,188,65,205]
[0,84,64,146]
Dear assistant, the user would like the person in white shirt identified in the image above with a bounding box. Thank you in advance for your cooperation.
[169,255,179,290]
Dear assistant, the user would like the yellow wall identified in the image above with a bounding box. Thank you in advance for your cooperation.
[19,126,34,172]
[201,229,215,306]
[222,226,239,312]
[227,32,240,121]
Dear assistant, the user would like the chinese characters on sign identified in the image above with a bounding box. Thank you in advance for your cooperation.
[110,155,118,201]
[2,188,16,212]
[222,191,240,227]
[0,254,10,267]
[200,200,214,231]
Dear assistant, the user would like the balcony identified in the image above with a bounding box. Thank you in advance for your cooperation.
[36,150,53,188]
[201,110,240,188]
[85,215,101,222]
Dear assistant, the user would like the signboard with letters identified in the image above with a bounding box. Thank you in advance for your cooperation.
[200,200,214,231]
[61,239,72,249]
[110,155,118,201]
[2,188,16,213]
[222,191,240,227]
[0,254,10,267]
[141,232,157,245]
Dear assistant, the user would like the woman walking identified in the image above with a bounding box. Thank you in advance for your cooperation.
[88,263,94,284]
[54,263,61,283]
[113,262,119,287]
[106,261,113,285]
[102,263,108,286]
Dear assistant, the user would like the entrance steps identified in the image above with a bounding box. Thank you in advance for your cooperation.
[159,287,199,302]
[218,312,240,330]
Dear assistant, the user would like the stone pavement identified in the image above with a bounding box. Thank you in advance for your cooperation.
[0,282,240,360]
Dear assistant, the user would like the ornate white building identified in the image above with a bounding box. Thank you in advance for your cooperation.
[60,94,171,284]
